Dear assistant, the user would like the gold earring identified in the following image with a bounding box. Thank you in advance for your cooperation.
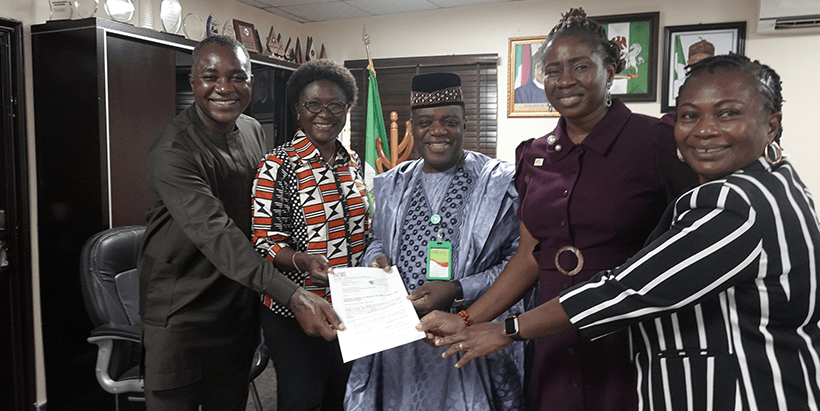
[764,141,783,165]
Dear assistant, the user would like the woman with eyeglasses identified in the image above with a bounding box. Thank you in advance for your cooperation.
[251,58,370,411]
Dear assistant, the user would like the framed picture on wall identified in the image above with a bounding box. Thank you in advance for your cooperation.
[507,36,559,118]
[251,67,273,119]
[661,21,746,112]
[591,12,659,102]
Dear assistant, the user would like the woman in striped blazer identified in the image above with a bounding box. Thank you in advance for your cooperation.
[425,54,820,410]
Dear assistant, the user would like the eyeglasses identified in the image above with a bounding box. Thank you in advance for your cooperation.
[301,101,349,114]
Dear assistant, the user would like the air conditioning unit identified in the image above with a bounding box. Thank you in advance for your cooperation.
[759,0,820,33]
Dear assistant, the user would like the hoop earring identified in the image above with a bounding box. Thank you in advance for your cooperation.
[677,148,685,163]
[765,141,783,165]
[605,82,613,108]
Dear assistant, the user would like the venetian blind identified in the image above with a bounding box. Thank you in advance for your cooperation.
[344,54,498,162]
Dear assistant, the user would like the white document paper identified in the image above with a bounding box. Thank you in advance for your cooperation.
[329,266,426,363]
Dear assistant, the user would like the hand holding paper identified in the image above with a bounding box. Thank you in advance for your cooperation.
[329,266,426,362]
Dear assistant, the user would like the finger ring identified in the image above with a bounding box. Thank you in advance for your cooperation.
[459,342,464,350]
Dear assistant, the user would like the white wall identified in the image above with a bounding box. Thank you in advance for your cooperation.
[302,0,820,197]
[3,0,818,406]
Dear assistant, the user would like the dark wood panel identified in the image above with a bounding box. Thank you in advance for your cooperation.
[107,35,177,227]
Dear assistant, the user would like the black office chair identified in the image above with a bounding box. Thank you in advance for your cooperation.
[80,225,269,411]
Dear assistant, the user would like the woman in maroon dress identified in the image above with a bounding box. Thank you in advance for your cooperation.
[421,8,695,411]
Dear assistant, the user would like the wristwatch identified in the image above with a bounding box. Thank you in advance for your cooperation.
[504,312,524,341]
[450,280,465,309]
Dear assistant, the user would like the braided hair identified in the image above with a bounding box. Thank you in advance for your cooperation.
[545,7,625,73]
[681,54,784,143]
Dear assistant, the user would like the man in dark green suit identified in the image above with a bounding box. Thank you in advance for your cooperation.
[138,35,344,411]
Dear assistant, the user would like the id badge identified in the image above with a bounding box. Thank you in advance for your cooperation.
[426,240,453,280]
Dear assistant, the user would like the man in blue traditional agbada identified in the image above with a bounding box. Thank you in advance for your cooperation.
[344,72,531,411]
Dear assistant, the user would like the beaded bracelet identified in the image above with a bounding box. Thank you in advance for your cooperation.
[291,251,302,272]
[458,310,472,328]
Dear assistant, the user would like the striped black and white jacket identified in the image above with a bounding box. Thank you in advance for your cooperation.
[561,156,820,411]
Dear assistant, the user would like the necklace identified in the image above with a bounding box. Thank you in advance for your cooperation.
[420,153,466,240]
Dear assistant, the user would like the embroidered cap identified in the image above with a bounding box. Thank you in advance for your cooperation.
[410,72,464,109]
[687,39,715,65]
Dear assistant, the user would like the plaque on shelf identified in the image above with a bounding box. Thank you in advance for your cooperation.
[104,0,134,22]
[305,36,316,61]
[294,37,303,64]
[206,14,220,37]
[233,19,261,54]
[283,37,293,60]
[49,0,74,20]
[73,0,98,18]
[159,0,182,34]
[183,13,205,40]
[223,19,235,39]
[273,33,286,58]
[266,26,283,57]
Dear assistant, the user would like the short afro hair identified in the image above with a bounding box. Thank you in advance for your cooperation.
[190,35,250,74]
[286,59,358,111]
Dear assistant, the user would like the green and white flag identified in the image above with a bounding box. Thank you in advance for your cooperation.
[605,21,650,95]
[674,35,685,82]
[364,65,389,211]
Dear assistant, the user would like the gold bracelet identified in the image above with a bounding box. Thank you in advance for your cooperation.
[291,251,302,272]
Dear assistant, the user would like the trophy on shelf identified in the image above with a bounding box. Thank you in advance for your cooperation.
[159,0,182,34]
[223,19,236,39]
[104,0,135,22]
[73,0,98,19]
[294,37,303,64]
[183,13,205,40]
[305,36,316,61]
[138,0,152,28]
[49,0,74,20]
[266,27,279,57]
[206,14,220,37]
[270,32,287,59]
[282,37,292,60]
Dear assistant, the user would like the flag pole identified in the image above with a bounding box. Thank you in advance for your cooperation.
[362,24,389,211]
[363,25,374,72]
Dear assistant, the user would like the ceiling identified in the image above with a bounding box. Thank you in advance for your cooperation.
[236,0,520,23]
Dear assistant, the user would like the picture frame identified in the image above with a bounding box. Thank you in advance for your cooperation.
[507,36,559,118]
[251,67,274,119]
[661,21,746,112]
[233,19,262,54]
[590,12,659,103]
